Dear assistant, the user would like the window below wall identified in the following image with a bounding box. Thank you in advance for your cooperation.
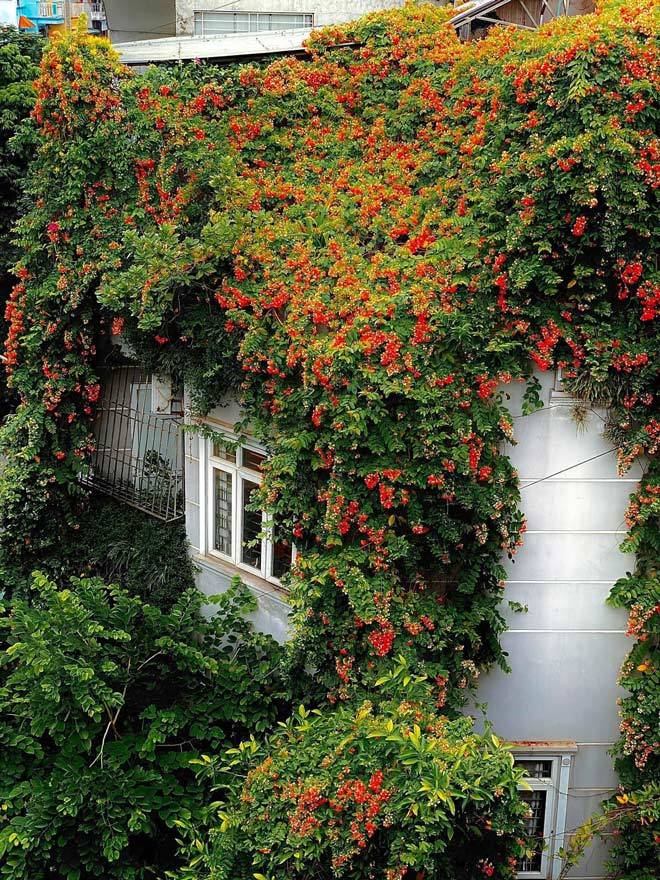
[512,748,574,880]
[194,10,314,36]
[205,436,294,587]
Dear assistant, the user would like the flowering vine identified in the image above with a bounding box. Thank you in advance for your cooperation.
[0,2,657,876]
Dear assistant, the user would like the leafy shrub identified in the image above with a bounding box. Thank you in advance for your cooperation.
[62,495,198,609]
[177,663,529,880]
[604,784,660,879]
[0,573,285,879]
[559,784,660,880]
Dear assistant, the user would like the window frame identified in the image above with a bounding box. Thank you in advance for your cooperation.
[515,756,558,879]
[512,749,573,880]
[193,10,314,36]
[205,435,294,587]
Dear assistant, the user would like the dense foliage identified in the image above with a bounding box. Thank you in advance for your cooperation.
[59,495,197,609]
[178,664,529,880]
[0,573,284,879]
[0,2,657,878]
[0,28,42,415]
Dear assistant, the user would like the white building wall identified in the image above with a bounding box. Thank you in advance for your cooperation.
[176,0,407,35]
[184,369,638,877]
[473,371,637,879]
[104,0,410,41]
[0,0,17,26]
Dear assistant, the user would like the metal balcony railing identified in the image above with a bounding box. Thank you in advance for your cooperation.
[38,1,63,17]
[81,366,184,522]
[37,1,104,21]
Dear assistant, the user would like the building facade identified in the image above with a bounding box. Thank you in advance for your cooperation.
[178,0,403,36]
[104,0,595,45]
[104,0,406,42]
[0,0,17,26]
[174,369,633,880]
[89,5,619,877]
[17,1,107,36]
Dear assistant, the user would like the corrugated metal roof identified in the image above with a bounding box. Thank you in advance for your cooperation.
[116,27,313,65]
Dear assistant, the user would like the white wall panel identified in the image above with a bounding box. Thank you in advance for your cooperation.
[206,397,247,430]
[185,501,200,553]
[474,632,628,742]
[519,480,633,532]
[508,414,644,479]
[570,746,618,791]
[504,532,631,582]
[184,455,199,505]
[500,583,626,631]
[0,1,17,26]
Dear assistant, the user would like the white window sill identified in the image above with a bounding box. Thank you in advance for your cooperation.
[194,552,290,599]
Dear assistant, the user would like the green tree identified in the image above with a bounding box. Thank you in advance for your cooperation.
[0,573,286,879]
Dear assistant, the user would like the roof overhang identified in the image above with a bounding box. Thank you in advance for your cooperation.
[116,27,314,66]
[450,0,525,27]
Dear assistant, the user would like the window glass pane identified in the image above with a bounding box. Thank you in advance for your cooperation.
[194,11,310,35]
[515,759,553,779]
[212,440,236,463]
[266,14,304,28]
[241,479,262,568]
[271,536,293,579]
[231,13,250,31]
[519,790,546,872]
[242,448,265,471]
[214,469,233,555]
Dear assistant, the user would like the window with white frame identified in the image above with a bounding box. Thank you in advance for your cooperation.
[207,437,294,584]
[194,10,314,36]
[513,754,572,880]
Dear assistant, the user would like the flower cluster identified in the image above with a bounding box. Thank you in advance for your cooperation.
[208,694,530,878]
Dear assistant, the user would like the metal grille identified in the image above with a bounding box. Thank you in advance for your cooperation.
[81,366,184,521]
[519,789,546,872]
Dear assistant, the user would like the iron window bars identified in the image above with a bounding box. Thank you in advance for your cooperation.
[81,366,184,522]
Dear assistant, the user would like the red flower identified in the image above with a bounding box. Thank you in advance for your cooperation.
[368,620,395,657]
[378,484,395,508]
[572,215,587,236]
[111,316,125,336]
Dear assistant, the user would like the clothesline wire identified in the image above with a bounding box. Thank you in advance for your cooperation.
[520,447,620,490]
[511,402,606,422]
